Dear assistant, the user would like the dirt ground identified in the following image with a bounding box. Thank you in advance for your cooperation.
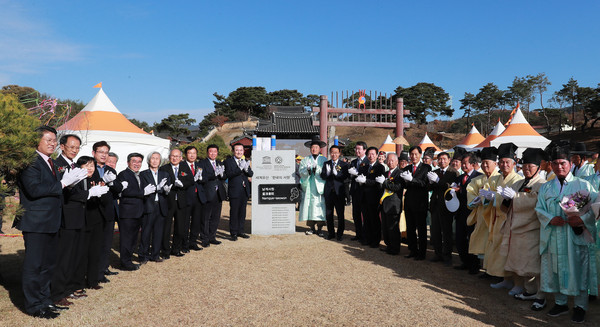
[1,203,599,326]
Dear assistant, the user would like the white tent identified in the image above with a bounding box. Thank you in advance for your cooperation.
[473,120,505,150]
[456,125,485,149]
[379,135,396,153]
[57,88,171,172]
[490,107,551,151]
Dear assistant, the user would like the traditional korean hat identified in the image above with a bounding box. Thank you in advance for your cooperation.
[304,135,327,148]
[521,148,546,166]
[479,146,498,161]
[497,143,518,161]
[423,147,436,159]
[398,151,409,162]
[546,141,570,161]
[451,147,467,161]
[570,142,594,156]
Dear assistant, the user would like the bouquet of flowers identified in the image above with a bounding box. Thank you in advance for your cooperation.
[559,190,591,217]
[559,190,593,241]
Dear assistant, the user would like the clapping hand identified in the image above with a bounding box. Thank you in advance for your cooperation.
[143,184,157,196]
[194,169,202,182]
[348,167,358,176]
[121,181,129,191]
[325,164,332,176]
[102,171,117,184]
[400,171,413,182]
[157,178,167,189]
[479,188,494,200]
[163,184,173,194]
[375,175,385,184]
[88,185,109,199]
[356,174,367,184]
[174,179,183,188]
[427,171,439,184]
[61,167,88,187]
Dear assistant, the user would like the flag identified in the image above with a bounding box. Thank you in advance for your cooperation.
[505,102,519,126]
[93,82,102,88]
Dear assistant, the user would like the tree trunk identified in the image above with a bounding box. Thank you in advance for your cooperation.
[540,95,551,134]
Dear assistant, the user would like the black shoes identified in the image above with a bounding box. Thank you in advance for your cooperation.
[209,240,222,245]
[171,251,184,257]
[181,248,190,254]
[547,304,569,317]
[238,233,250,239]
[231,235,238,241]
[121,263,140,271]
[104,269,119,276]
[201,242,210,248]
[326,235,335,240]
[99,276,110,283]
[189,244,203,251]
[31,307,60,319]
[405,253,417,259]
[336,235,343,241]
[572,306,585,323]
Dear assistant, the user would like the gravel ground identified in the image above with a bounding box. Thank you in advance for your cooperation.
[1,203,598,326]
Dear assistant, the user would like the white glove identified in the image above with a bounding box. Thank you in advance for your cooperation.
[102,171,117,184]
[501,187,516,200]
[143,184,157,196]
[450,182,458,189]
[163,184,172,194]
[121,181,129,191]
[348,167,358,176]
[88,185,109,199]
[61,167,88,187]
[174,179,183,188]
[325,164,332,176]
[332,164,338,176]
[194,169,202,182]
[356,174,367,184]
[479,189,494,200]
[157,178,167,189]
[400,171,413,182]
[239,160,249,171]
[427,171,439,184]
[375,175,385,184]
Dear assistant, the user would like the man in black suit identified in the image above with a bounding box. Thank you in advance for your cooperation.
[427,151,460,265]
[198,144,227,247]
[356,146,386,248]
[117,153,154,270]
[400,145,432,260]
[378,153,404,255]
[140,151,172,263]
[92,141,124,278]
[347,141,367,242]
[454,152,483,273]
[224,144,253,241]
[182,146,205,251]
[320,145,349,241]
[17,126,87,318]
[159,149,194,258]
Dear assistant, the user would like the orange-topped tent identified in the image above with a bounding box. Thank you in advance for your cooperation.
[417,133,441,152]
[475,120,505,149]
[455,125,485,149]
[379,135,396,153]
[490,107,551,149]
[58,87,170,172]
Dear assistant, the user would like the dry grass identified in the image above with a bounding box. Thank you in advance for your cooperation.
[1,203,599,326]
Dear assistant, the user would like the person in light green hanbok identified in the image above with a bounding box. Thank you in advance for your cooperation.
[535,145,598,323]
[298,136,327,235]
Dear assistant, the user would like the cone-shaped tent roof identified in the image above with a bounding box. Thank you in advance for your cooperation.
[58,88,170,172]
[393,135,410,146]
[379,134,396,153]
[489,108,551,149]
[456,125,485,148]
[418,133,441,152]
[475,120,505,149]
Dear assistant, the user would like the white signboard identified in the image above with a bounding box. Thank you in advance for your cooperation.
[251,150,298,235]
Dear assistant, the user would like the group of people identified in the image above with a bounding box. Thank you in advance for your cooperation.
[297,135,600,324]
[15,126,253,319]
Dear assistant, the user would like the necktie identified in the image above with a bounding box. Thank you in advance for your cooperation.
[174,167,179,179]
[212,161,216,170]
[388,170,391,178]
[412,165,416,175]
[462,174,468,185]
[48,158,56,177]
[134,172,140,186]
[190,163,195,176]
[71,162,75,170]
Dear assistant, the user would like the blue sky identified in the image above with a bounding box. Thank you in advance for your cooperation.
[1,0,599,124]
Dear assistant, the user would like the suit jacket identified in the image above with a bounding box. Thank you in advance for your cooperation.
[224,156,253,199]
[428,167,460,212]
[457,169,483,207]
[140,169,171,217]
[159,163,194,209]
[197,158,227,202]
[320,159,349,199]
[84,176,110,228]
[182,160,208,204]
[361,161,386,205]
[17,154,63,233]
[117,169,144,219]
[91,165,123,221]
[403,162,432,211]
[54,156,88,230]
[380,167,404,216]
